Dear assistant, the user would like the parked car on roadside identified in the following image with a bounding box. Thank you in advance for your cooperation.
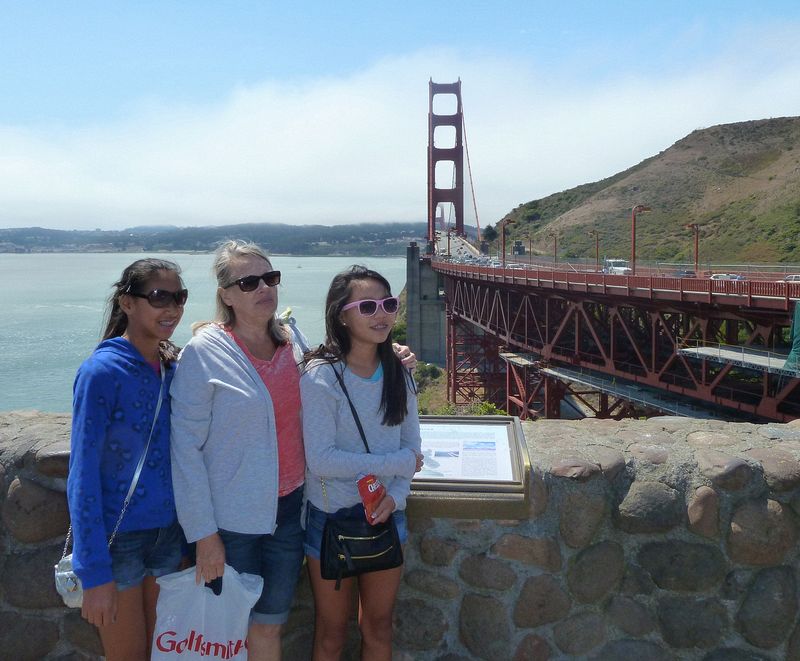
[709,273,746,281]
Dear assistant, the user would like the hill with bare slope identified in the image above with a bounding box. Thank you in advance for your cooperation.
[499,116,800,264]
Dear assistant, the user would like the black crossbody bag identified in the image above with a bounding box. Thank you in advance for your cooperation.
[319,364,404,590]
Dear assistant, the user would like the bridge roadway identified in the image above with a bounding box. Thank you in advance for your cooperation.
[433,260,800,312]
[429,257,800,422]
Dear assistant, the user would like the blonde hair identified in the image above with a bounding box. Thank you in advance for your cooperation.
[206,239,287,345]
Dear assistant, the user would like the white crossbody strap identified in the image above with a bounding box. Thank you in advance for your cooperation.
[107,362,166,545]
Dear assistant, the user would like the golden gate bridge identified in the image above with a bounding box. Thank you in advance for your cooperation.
[405,80,800,423]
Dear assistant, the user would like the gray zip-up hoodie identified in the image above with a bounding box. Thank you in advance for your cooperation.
[170,322,308,543]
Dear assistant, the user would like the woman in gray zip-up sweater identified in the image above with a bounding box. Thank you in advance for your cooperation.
[170,240,309,660]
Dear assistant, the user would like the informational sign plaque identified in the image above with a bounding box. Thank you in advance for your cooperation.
[416,421,515,482]
[409,415,531,519]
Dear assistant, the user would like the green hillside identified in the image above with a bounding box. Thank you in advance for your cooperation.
[496,117,800,264]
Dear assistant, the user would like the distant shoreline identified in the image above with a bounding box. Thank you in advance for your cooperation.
[0,221,427,256]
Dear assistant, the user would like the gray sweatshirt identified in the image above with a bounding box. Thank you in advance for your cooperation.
[300,359,421,513]
[170,322,308,543]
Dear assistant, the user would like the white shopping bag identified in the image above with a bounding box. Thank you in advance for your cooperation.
[151,564,263,660]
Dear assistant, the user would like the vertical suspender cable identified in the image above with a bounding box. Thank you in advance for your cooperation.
[462,102,482,242]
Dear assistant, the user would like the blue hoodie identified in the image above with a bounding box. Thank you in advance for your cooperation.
[67,337,177,589]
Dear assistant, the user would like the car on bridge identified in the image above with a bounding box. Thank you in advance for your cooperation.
[672,269,697,278]
[603,259,632,275]
[780,274,800,283]
[709,273,746,281]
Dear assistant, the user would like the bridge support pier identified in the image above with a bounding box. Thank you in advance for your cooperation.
[502,353,545,420]
[405,243,446,365]
[446,314,505,409]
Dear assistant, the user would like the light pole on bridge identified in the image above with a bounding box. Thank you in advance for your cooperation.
[500,218,514,267]
[588,229,600,272]
[685,223,700,274]
[446,228,457,258]
[548,231,559,268]
[630,204,652,275]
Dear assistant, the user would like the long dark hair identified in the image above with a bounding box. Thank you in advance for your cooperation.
[101,258,183,362]
[306,265,408,426]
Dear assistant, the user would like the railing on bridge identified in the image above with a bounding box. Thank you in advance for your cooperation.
[431,259,800,311]
[677,339,800,377]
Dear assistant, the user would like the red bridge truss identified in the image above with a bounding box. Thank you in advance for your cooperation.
[433,260,800,422]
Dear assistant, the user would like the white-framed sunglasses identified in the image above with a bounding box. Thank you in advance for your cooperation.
[341,296,400,316]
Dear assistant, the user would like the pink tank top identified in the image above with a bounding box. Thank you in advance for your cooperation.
[227,330,305,496]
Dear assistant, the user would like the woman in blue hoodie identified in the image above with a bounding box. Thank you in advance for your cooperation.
[67,258,188,660]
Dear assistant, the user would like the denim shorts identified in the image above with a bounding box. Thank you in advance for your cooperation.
[303,502,408,560]
[109,520,183,591]
[218,486,305,625]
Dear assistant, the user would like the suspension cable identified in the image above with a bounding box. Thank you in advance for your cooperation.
[462,99,481,242]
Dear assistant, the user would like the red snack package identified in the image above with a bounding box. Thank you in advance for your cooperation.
[357,473,386,523]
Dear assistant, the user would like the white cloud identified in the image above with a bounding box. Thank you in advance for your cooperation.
[1,25,799,231]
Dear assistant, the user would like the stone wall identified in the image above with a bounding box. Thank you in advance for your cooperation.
[2,410,800,660]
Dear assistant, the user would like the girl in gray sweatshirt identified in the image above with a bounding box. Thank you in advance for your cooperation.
[301,265,423,660]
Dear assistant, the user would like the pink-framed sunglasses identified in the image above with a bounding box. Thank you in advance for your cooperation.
[341,296,400,317]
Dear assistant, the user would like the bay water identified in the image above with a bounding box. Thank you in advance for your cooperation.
[0,253,407,413]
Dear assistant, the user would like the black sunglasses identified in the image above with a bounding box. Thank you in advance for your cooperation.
[127,288,189,308]
[224,270,281,292]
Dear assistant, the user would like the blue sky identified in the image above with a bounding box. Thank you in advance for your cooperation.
[1,1,799,230]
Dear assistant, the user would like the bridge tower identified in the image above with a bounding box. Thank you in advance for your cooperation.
[427,80,464,244]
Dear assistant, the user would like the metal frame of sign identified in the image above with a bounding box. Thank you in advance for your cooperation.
[408,415,532,520]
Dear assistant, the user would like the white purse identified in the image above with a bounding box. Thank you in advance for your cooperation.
[54,552,83,608]
[55,364,165,608]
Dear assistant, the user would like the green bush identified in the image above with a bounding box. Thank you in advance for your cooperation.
[391,320,407,345]
[416,362,442,379]
[429,400,507,416]
[464,401,508,416]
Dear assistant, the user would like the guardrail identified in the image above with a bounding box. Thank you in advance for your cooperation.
[467,255,800,280]
[431,259,800,310]
[677,338,800,376]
